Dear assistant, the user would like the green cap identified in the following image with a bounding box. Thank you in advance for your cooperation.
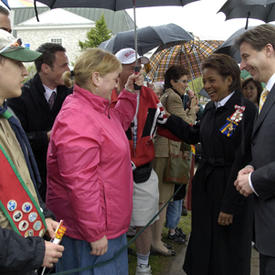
[0,29,41,62]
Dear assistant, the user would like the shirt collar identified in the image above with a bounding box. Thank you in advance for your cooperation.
[43,84,57,102]
[266,73,275,92]
[215,91,235,109]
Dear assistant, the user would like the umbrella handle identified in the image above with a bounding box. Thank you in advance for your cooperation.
[134,66,141,90]
[245,11,250,30]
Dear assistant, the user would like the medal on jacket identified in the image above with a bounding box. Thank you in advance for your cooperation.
[220,105,245,137]
[0,144,47,237]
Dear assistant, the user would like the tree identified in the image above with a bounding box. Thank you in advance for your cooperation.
[79,14,112,49]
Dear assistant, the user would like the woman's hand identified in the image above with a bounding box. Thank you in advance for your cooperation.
[217,211,233,226]
[90,236,108,256]
[125,72,144,93]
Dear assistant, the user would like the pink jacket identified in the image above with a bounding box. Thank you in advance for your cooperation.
[46,84,136,242]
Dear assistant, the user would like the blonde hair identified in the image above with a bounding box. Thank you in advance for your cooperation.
[63,48,122,88]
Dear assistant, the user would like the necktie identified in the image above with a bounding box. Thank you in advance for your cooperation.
[48,91,56,109]
[259,88,269,113]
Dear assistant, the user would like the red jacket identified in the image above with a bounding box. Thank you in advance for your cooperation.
[112,86,163,167]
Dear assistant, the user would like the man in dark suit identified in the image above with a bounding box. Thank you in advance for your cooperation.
[234,24,275,275]
[8,43,72,201]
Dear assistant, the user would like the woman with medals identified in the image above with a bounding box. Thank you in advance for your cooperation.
[158,54,257,275]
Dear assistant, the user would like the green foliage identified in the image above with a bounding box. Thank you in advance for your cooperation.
[79,14,112,49]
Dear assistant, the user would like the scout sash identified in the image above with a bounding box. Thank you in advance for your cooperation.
[0,144,47,237]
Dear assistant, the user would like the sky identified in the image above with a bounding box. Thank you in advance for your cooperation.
[6,0,273,41]
[125,0,269,41]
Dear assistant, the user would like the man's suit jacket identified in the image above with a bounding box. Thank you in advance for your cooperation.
[251,84,275,256]
[7,73,72,200]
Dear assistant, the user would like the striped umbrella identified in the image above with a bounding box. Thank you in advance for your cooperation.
[147,40,223,82]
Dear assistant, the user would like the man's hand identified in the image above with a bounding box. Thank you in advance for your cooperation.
[238,165,254,176]
[234,173,253,197]
[125,72,144,93]
[90,236,108,256]
[217,211,233,226]
[45,218,59,239]
[42,241,64,268]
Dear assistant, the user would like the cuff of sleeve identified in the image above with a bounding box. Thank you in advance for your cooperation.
[249,172,259,196]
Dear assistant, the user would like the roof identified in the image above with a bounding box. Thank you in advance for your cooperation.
[17,8,94,28]
[12,7,135,34]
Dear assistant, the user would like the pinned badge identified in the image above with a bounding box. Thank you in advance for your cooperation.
[28,212,38,223]
[220,105,246,137]
[22,202,32,213]
[7,200,17,212]
[13,210,23,222]
[19,220,29,231]
[25,229,34,237]
[33,220,42,231]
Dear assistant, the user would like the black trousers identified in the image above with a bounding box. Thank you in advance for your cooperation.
[260,253,275,275]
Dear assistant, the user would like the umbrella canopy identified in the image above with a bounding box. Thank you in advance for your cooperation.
[98,23,193,55]
[35,0,199,68]
[35,0,199,10]
[214,26,253,62]
[146,40,223,82]
[219,0,275,28]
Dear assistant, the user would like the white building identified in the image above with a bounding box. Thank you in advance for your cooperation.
[11,6,135,65]
[15,9,95,63]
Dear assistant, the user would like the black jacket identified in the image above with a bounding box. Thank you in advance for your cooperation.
[8,74,72,200]
[0,227,44,275]
[164,91,257,275]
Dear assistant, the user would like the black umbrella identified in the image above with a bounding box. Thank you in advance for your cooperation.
[98,23,193,55]
[34,0,199,10]
[218,0,275,29]
[34,0,199,65]
[214,27,253,62]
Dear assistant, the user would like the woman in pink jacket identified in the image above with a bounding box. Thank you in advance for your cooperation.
[46,48,141,275]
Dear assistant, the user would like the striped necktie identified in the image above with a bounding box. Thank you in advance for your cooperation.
[48,91,56,109]
[259,88,269,113]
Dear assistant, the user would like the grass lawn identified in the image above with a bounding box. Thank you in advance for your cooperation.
[128,211,191,275]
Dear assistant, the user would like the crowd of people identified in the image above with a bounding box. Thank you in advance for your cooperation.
[1,4,275,275]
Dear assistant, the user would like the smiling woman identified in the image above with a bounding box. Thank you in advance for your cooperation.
[158,54,257,275]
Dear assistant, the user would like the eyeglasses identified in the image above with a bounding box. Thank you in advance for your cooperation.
[0,38,22,54]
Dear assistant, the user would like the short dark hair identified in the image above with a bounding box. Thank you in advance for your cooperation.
[242,77,262,103]
[0,6,9,16]
[164,65,189,90]
[35,43,66,72]
[235,24,275,51]
[201,53,241,93]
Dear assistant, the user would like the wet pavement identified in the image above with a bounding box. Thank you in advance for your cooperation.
[163,243,259,275]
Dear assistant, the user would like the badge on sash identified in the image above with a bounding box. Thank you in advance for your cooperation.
[220,105,246,137]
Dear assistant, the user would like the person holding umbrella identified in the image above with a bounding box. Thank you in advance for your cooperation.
[158,53,257,275]
[113,48,168,275]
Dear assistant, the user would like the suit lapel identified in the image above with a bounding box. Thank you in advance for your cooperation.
[252,85,275,137]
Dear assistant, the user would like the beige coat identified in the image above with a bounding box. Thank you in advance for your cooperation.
[154,88,197,158]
